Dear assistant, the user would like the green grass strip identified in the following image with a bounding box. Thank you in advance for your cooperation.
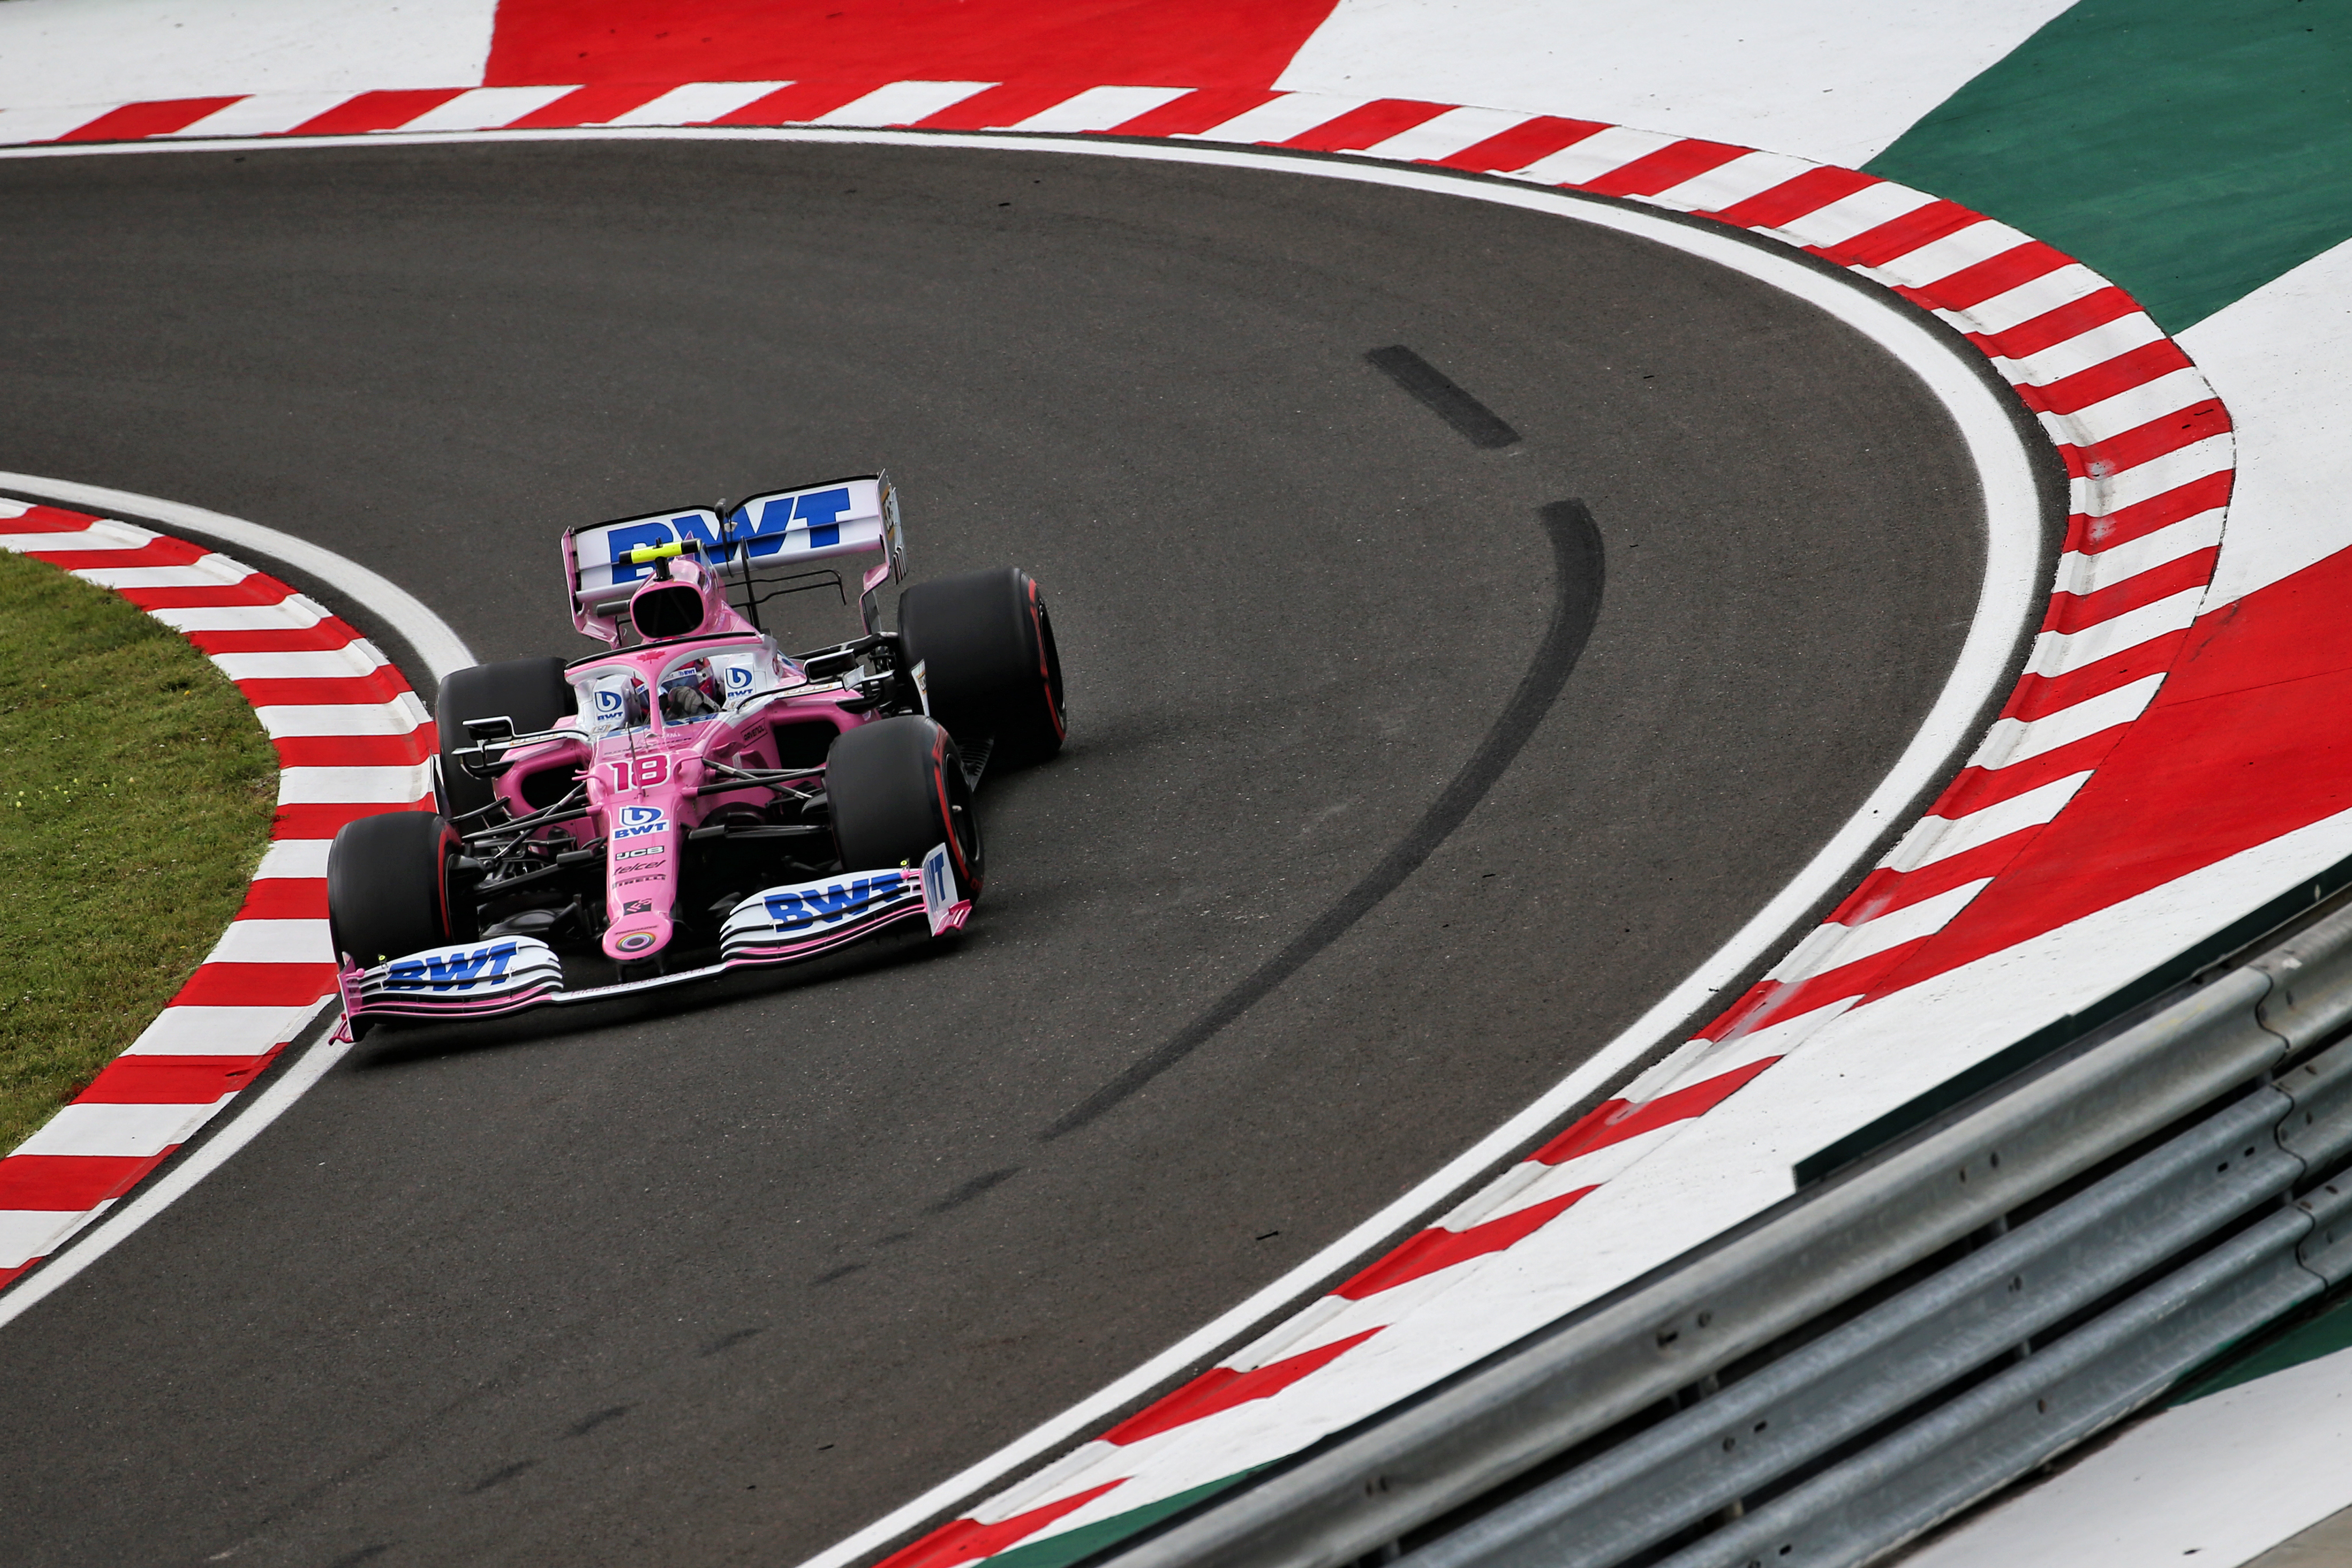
[0,548,277,1156]
[1866,0,2352,333]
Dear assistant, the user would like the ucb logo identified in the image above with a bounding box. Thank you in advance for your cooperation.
[764,875,911,930]
[385,940,520,991]
[614,804,667,840]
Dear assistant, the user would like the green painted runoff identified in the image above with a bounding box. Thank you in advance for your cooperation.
[1867,0,2352,333]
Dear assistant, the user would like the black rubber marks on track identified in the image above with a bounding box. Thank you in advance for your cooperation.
[1044,500,1605,1138]
[1366,345,1522,448]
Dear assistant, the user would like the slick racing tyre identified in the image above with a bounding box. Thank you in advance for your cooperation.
[327,811,472,969]
[896,567,1066,770]
[434,656,576,818]
[827,715,983,895]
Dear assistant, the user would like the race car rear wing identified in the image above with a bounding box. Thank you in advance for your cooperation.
[565,472,906,640]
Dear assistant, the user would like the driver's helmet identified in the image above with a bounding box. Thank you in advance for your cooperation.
[659,658,727,723]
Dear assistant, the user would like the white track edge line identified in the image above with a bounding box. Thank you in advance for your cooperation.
[0,471,476,678]
[0,1000,342,1333]
[0,129,2046,1558]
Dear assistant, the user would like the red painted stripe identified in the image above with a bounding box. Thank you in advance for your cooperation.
[0,1152,166,1210]
[1931,731,2127,823]
[1828,829,2053,929]
[2005,630,2191,723]
[2059,397,2231,480]
[56,98,243,143]
[1810,198,1980,268]
[709,80,892,126]
[1336,1194,1586,1300]
[2045,547,2216,635]
[1976,286,2142,363]
[274,800,432,838]
[286,89,467,137]
[2025,339,2197,419]
[183,621,365,656]
[75,1055,272,1105]
[238,879,329,920]
[1710,165,1878,229]
[1578,138,1747,198]
[1102,86,1274,137]
[0,504,102,533]
[1106,1330,1382,1442]
[876,1481,1125,1568]
[1279,98,1450,152]
[26,535,208,570]
[2067,470,2233,556]
[114,579,294,612]
[232,668,412,706]
[171,964,338,1007]
[910,81,1085,131]
[272,730,434,768]
[1710,939,1935,1046]
[1893,239,2068,313]
[502,82,671,129]
[1433,115,1606,173]
[1532,1054,1780,1166]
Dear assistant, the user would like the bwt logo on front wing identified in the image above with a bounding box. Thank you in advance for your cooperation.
[385,941,521,991]
[613,804,668,840]
[764,875,914,931]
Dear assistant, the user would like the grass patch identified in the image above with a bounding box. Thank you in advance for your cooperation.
[0,549,278,1156]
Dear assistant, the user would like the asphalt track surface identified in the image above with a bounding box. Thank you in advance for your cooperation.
[0,141,2011,1566]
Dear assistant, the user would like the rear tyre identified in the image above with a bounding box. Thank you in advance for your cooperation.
[327,810,469,967]
[434,657,575,818]
[896,567,1066,770]
[827,715,983,896]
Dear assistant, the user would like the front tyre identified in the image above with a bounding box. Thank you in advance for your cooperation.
[827,715,983,896]
[434,656,575,818]
[896,567,1066,770]
[327,811,470,968]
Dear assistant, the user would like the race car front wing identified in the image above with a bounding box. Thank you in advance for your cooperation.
[337,843,973,1031]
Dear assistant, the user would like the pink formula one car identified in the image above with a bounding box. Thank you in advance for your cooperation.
[325,474,1063,1035]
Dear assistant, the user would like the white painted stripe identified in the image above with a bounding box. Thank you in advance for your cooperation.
[389,85,579,134]
[253,693,431,737]
[0,496,29,516]
[1895,774,2094,873]
[0,1205,109,1271]
[2058,510,2226,594]
[1646,149,1816,214]
[2048,367,2216,446]
[1865,218,2034,289]
[72,554,252,589]
[2073,434,2234,518]
[0,474,475,678]
[1992,312,2168,388]
[604,80,790,127]
[162,92,353,139]
[204,919,333,965]
[1766,878,1994,982]
[146,595,329,633]
[1361,104,1534,164]
[277,763,432,804]
[0,103,120,145]
[209,641,387,681]
[1008,85,1194,134]
[1186,93,1372,146]
[0,520,156,552]
[1970,676,2163,771]
[807,80,996,127]
[1511,123,1676,186]
[123,1004,313,1055]
[1661,997,1865,1094]
[1763,178,1939,249]
[255,838,334,880]
[13,1100,222,1159]
[1955,262,2115,337]
[2025,586,2206,676]
[1472,1120,1677,1226]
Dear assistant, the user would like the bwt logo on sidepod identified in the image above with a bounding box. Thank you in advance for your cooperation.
[613,805,668,840]
[764,875,912,931]
[385,940,520,991]
[724,662,755,691]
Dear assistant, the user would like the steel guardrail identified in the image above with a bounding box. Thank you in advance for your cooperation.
[1094,895,2352,1568]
